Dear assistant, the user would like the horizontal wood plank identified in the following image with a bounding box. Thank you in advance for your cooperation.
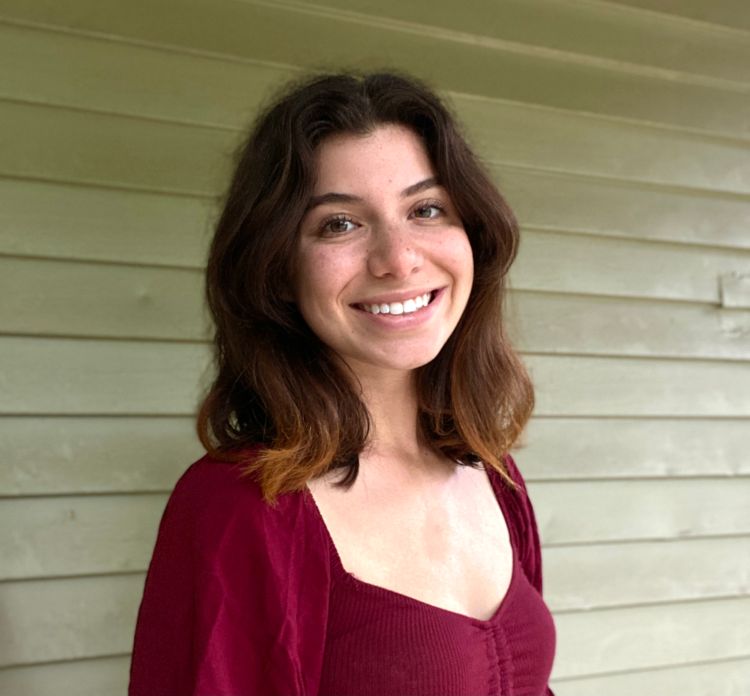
[526,353,750,417]
[501,167,750,250]
[1,495,167,580]
[529,478,750,543]
[0,0,748,137]
[0,100,234,195]
[721,272,750,309]
[0,655,130,696]
[544,536,750,610]
[513,230,750,304]
[0,416,200,494]
[0,575,143,667]
[0,337,211,415]
[0,178,215,266]
[508,291,750,361]
[518,417,750,478]
[0,256,209,340]
[552,597,750,678]
[551,655,750,696]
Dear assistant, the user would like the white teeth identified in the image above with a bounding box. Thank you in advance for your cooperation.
[361,292,433,316]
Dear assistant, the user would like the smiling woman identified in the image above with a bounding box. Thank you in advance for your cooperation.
[129,70,556,696]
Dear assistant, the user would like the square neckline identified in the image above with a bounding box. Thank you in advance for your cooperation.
[305,463,519,626]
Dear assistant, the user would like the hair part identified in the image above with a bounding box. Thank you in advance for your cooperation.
[196,69,534,506]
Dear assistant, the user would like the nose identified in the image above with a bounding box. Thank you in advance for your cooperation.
[366,223,423,280]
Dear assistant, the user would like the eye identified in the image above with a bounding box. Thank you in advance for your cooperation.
[412,201,445,220]
[319,215,358,235]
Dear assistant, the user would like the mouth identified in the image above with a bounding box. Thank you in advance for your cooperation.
[353,289,440,316]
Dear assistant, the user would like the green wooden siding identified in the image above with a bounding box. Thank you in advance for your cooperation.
[0,0,748,693]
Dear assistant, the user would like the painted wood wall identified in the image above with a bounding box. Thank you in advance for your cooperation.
[1,0,749,693]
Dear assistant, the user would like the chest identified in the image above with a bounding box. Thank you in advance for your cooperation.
[307,465,514,621]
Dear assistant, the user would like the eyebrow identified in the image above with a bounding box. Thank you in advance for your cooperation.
[305,176,441,213]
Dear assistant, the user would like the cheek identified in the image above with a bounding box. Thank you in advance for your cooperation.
[445,231,474,285]
[295,247,352,315]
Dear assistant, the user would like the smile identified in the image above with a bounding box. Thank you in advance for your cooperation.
[356,291,436,316]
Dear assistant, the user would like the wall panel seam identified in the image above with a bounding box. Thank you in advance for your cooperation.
[551,593,750,615]
[0,15,302,73]
[549,651,750,683]
[250,0,750,93]
[0,652,132,672]
[546,532,750,547]
[4,129,750,202]
[569,0,750,38]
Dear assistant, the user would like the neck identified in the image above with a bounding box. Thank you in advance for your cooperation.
[351,365,455,484]
[359,369,420,455]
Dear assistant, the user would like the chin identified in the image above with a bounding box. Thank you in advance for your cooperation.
[371,347,445,372]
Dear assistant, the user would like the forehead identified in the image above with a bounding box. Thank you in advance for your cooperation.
[311,124,435,192]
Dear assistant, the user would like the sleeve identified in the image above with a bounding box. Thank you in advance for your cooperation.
[128,457,330,696]
[503,453,556,696]
[502,453,545,595]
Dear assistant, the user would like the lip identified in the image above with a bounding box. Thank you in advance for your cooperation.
[350,286,442,307]
[352,287,445,327]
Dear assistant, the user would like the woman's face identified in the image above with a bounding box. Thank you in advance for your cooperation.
[295,124,474,378]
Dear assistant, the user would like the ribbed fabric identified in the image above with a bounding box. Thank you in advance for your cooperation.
[129,450,555,696]
[311,460,557,696]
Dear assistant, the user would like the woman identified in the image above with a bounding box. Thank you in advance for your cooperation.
[129,70,556,696]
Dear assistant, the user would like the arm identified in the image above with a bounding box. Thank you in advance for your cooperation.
[129,456,329,696]
[504,453,556,696]
[503,453,544,594]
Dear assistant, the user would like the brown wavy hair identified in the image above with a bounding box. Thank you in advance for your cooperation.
[196,69,534,505]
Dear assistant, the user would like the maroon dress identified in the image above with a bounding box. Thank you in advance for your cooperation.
[129,450,556,695]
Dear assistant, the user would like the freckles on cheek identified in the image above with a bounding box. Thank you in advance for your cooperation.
[310,255,337,284]
[320,247,356,276]
[301,250,344,298]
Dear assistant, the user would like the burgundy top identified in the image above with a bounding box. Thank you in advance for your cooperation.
[129,450,556,695]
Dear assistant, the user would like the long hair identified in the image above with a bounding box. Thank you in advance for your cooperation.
[196,69,534,505]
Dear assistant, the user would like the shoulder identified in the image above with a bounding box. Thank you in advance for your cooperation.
[498,452,538,527]
[486,452,532,516]
[491,452,546,593]
[169,448,303,516]
[169,451,263,516]
[160,448,319,561]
